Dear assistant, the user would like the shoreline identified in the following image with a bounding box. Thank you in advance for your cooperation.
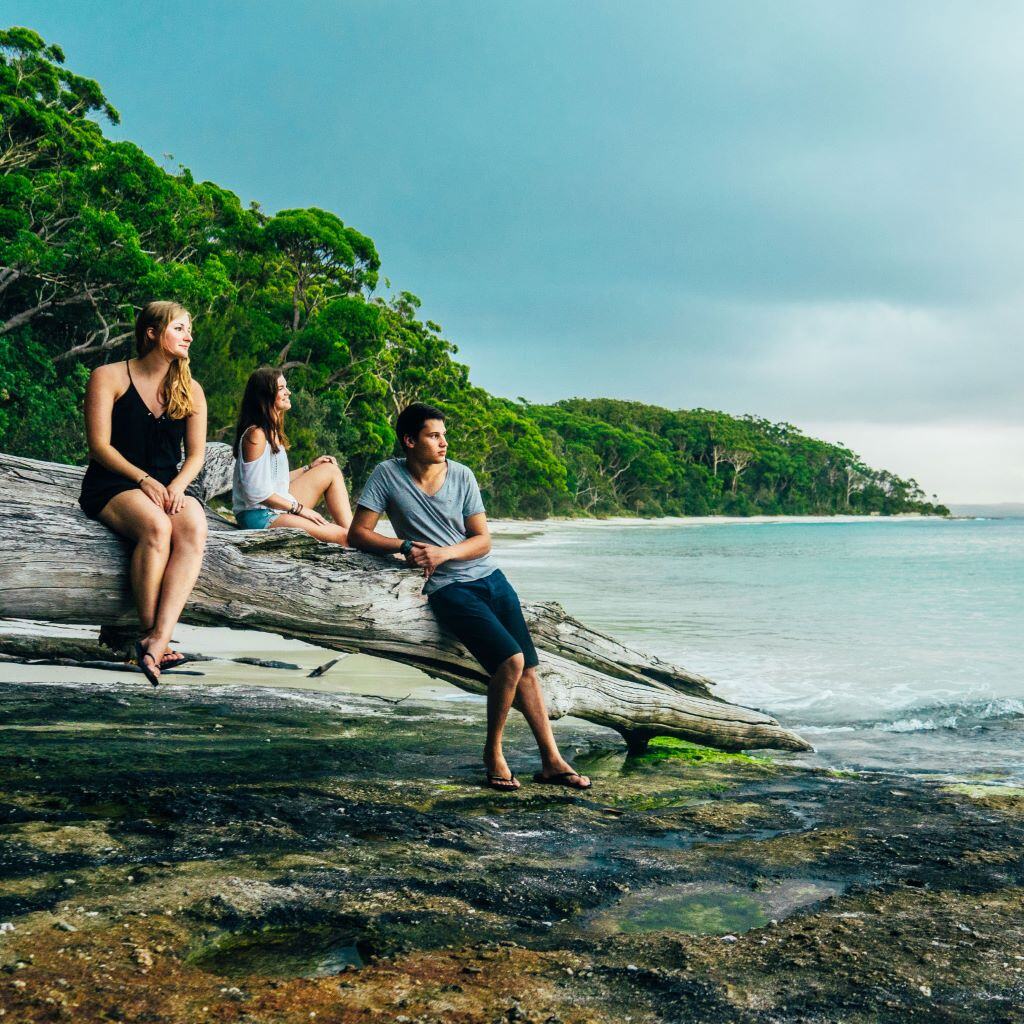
[487,511,957,534]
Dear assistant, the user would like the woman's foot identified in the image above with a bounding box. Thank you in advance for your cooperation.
[134,639,161,687]
[140,632,172,672]
[159,650,187,670]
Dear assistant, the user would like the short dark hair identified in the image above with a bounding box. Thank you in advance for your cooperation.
[396,402,445,449]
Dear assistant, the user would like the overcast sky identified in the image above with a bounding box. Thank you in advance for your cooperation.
[9,1,1024,501]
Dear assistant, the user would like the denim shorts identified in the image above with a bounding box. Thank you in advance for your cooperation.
[236,508,281,530]
[427,569,539,675]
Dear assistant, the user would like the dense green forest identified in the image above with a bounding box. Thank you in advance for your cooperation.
[0,28,947,519]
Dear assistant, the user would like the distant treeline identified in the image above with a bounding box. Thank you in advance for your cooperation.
[0,28,948,519]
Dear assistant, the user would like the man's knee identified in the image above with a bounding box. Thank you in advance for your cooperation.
[494,652,525,679]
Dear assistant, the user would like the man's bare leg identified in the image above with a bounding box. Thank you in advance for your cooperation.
[484,653,525,789]
[513,667,591,788]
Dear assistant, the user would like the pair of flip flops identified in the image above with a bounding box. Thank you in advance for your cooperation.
[484,770,591,791]
[133,641,192,687]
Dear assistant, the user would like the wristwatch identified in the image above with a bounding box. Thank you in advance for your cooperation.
[399,540,414,556]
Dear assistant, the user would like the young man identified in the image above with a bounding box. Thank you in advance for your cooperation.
[349,402,591,792]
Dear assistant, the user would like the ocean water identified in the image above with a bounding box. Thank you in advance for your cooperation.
[493,517,1024,781]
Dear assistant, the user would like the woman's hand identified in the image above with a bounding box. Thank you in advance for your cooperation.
[299,507,328,526]
[164,484,187,515]
[140,476,169,509]
[311,455,338,469]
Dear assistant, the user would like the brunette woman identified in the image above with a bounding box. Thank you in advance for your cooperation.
[80,301,208,686]
[232,367,352,543]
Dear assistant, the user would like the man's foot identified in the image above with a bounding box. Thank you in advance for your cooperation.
[484,752,521,791]
[485,772,521,791]
[534,764,591,790]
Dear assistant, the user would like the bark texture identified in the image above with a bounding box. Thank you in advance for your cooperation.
[0,446,811,752]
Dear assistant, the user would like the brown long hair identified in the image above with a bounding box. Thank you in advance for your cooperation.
[233,366,290,456]
[135,300,194,419]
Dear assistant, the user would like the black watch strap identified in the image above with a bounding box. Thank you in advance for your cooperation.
[399,539,414,556]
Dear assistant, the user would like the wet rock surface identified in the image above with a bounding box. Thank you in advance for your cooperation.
[0,679,1022,1022]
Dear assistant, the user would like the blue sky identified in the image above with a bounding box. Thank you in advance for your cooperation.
[8,1,1024,500]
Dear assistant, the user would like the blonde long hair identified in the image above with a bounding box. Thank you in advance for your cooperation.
[135,300,194,419]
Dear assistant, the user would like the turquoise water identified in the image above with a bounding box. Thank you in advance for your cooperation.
[493,517,1024,779]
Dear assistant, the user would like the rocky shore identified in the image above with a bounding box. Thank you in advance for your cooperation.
[1,679,1022,1023]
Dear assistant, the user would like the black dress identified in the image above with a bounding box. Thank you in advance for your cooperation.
[79,359,187,520]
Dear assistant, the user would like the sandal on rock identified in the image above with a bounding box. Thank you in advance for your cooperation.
[485,772,520,791]
[134,640,161,688]
[533,770,592,790]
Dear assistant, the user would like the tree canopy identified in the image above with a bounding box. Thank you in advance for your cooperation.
[0,26,948,518]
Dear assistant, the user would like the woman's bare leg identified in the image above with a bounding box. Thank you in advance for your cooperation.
[289,464,353,528]
[145,497,208,666]
[98,490,172,641]
[269,512,348,544]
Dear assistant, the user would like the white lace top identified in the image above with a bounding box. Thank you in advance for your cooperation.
[232,428,296,514]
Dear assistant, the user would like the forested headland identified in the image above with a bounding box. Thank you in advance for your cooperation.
[0,28,948,519]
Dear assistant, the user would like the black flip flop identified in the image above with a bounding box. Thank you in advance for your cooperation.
[533,770,592,790]
[134,640,161,688]
[485,772,521,792]
[159,651,192,672]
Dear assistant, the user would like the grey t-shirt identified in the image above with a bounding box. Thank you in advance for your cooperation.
[357,458,497,594]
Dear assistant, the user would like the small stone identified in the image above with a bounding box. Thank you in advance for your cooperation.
[53,920,77,933]
[62,879,75,885]
[721,934,738,943]
[919,984,932,997]
[0,923,13,934]
[626,963,639,972]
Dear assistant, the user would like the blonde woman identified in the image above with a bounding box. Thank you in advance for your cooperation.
[80,301,208,686]
[232,367,352,543]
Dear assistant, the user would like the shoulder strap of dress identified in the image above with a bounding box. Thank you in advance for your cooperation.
[125,357,134,383]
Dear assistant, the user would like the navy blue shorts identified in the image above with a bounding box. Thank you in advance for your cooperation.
[428,569,539,676]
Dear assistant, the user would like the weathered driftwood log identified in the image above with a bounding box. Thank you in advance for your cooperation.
[0,447,811,753]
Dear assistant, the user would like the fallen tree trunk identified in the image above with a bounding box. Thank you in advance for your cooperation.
[0,447,811,753]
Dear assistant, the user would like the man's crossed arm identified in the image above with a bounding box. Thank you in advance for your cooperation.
[349,507,491,580]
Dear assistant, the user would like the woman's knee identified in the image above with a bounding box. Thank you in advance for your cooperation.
[139,514,172,549]
[173,506,208,548]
